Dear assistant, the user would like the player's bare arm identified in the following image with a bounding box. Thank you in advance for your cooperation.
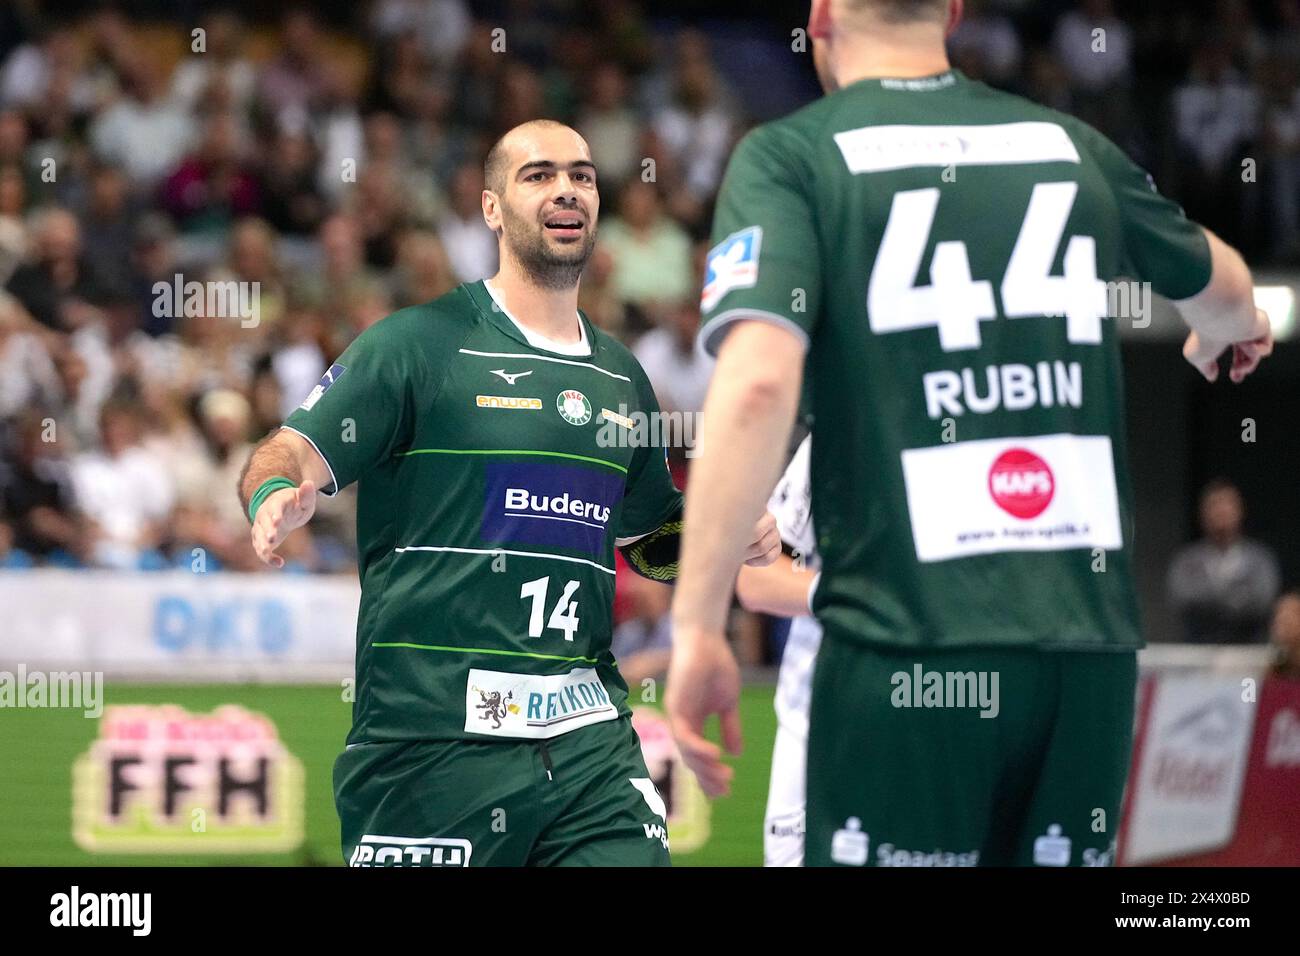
[1175,228,1273,383]
[238,428,333,568]
[666,319,804,797]
[736,553,818,619]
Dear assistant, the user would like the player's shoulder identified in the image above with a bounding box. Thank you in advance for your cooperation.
[962,80,1130,169]
[357,285,481,352]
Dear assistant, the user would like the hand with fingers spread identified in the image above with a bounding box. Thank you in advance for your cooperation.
[664,629,743,798]
[250,479,317,568]
[1183,308,1273,384]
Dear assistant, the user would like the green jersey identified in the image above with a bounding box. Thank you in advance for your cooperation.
[284,280,682,742]
[700,69,1212,651]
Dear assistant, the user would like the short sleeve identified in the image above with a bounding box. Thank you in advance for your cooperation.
[615,365,683,542]
[698,126,822,356]
[1081,125,1212,301]
[281,318,421,496]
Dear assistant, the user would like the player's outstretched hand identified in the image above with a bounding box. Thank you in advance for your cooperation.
[1183,308,1273,383]
[665,631,742,798]
[742,510,781,567]
[251,480,317,569]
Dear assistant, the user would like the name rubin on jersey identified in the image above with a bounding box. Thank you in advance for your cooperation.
[924,360,1082,418]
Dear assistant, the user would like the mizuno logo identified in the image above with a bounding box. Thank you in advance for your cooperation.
[490,369,533,385]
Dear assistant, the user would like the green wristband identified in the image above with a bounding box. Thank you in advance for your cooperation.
[248,477,298,523]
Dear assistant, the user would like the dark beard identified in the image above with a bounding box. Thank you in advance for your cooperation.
[501,203,596,290]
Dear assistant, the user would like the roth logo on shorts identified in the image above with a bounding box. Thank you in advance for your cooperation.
[349,835,472,867]
[988,448,1054,519]
[464,667,618,739]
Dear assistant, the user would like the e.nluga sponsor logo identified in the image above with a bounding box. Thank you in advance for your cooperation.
[476,394,543,410]
[72,704,305,853]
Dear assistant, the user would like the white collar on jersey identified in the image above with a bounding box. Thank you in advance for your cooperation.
[482,279,591,357]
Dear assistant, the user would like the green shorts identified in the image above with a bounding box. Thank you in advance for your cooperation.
[805,637,1137,867]
[334,716,671,867]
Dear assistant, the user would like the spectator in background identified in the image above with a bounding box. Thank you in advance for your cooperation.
[349,162,410,269]
[248,355,285,437]
[5,207,108,333]
[1051,0,1136,146]
[270,305,327,420]
[947,0,1023,89]
[225,217,286,332]
[170,388,259,571]
[633,296,714,416]
[170,10,256,116]
[296,213,381,328]
[1173,41,1260,249]
[131,213,179,337]
[1168,480,1281,644]
[370,0,473,74]
[69,399,175,569]
[0,109,38,201]
[1052,0,1133,94]
[436,161,497,283]
[76,164,137,293]
[610,554,673,686]
[49,343,111,453]
[632,243,714,415]
[1259,52,1300,261]
[89,55,193,191]
[258,8,332,124]
[576,244,627,337]
[391,229,456,308]
[160,111,261,233]
[598,178,692,315]
[260,128,326,238]
[0,409,86,564]
[1270,589,1300,679]
[577,62,642,185]
[0,23,103,118]
[0,163,27,284]
[362,110,440,224]
[651,31,737,212]
[0,291,58,422]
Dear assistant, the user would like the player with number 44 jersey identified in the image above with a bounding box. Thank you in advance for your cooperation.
[667,0,1272,868]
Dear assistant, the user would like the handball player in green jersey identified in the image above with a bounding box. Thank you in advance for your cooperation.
[239,120,780,867]
[667,0,1272,866]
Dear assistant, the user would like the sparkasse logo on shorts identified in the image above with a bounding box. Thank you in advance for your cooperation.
[988,447,1054,519]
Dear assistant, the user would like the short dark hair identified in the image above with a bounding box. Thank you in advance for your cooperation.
[483,119,569,195]
[844,0,948,24]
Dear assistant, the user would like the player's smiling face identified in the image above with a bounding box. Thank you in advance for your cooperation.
[487,124,600,288]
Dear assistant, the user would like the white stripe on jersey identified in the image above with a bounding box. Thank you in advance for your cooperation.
[458,349,631,382]
[834,121,1081,174]
[394,544,616,576]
